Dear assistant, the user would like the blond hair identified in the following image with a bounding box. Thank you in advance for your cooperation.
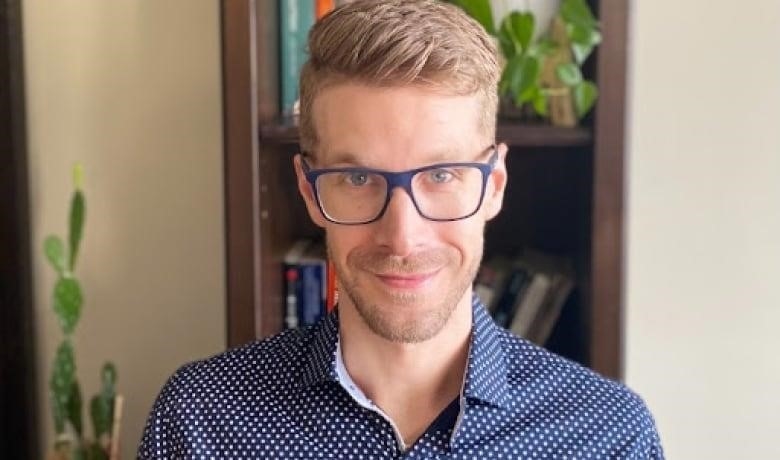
[298,0,500,153]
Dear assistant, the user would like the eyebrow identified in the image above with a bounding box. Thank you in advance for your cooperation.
[319,147,479,168]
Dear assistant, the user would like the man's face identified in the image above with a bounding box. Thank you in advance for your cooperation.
[294,83,507,343]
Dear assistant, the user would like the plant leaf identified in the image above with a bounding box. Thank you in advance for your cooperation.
[101,362,118,391]
[50,340,76,435]
[503,54,540,107]
[573,80,599,118]
[445,0,496,35]
[517,56,541,104]
[556,63,583,86]
[92,362,118,439]
[571,41,595,65]
[560,0,598,29]
[567,22,602,46]
[531,37,558,58]
[67,379,83,437]
[51,392,67,435]
[87,443,108,460]
[567,23,601,64]
[44,236,66,274]
[91,393,113,439]
[532,88,549,116]
[54,277,83,334]
[510,12,535,52]
[69,190,85,271]
[498,16,519,57]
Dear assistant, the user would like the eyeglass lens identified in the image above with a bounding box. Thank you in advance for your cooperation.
[315,165,485,223]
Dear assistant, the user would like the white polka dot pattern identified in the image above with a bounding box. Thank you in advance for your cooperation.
[138,295,664,459]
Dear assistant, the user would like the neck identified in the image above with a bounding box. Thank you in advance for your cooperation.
[338,292,472,443]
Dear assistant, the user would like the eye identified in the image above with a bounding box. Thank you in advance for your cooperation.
[427,168,454,184]
[344,171,370,186]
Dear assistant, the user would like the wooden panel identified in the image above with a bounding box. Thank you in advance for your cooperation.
[0,0,39,457]
[261,119,593,148]
[221,0,263,346]
[590,0,629,380]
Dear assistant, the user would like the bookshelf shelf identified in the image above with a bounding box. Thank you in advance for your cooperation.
[260,118,592,148]
[222,0,628,381]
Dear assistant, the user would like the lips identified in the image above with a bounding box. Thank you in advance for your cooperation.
[375,270,439,289]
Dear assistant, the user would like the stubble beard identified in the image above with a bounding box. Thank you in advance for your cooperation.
[330,239,483,343]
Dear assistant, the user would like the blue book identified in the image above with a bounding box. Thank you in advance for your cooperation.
[283,239,327,328]
[296,259,326,326]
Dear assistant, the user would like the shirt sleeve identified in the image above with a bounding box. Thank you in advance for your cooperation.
[136,370,185,459]
[625,409,665,460]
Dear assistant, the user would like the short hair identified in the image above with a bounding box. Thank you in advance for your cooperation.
[299,0,500,154]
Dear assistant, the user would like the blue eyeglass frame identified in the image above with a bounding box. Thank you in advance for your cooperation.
[301,145,498,225]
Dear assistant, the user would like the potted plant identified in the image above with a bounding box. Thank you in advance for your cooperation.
[446,0,601,126]
[45,164,123,460]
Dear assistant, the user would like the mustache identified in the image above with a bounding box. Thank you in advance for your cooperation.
[347,248,452,274]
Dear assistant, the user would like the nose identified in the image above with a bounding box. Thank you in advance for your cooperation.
[372,186,430,257]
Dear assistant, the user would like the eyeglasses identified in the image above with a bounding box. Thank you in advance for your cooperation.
[301,145,498,225]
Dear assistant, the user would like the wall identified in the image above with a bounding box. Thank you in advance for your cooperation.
[625,0,780,458]
[23,1,226,458]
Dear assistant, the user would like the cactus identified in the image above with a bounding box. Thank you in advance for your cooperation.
[46,164,118,460]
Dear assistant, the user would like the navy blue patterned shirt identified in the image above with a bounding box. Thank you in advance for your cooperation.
[138,296,664,459]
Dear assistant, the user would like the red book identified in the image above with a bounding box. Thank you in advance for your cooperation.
[326,260,338,312]
[315,0,335,20]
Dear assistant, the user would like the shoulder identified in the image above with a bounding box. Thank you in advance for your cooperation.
[149,326,316,415]
[137,327,317,458]
[172,327,309,395]
[499,331,663,457]
[500,330,646,411]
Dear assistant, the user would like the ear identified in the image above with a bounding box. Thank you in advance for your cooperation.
[293,154,327,228]
[482,143,508,221]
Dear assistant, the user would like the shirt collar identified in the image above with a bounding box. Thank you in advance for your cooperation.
[461,293,511,409]
[298,310,340,388]
[298,294,511,410]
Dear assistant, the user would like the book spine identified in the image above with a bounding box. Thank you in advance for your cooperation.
[492,267,530,328]
[297,258,326,326]
[279,0,315,115]
[326,259,338,312]
[315,0,335,19]
[284,267,299,329]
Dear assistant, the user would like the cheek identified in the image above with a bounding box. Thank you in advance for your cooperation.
[325,226,370,261]
[438,221,485,262]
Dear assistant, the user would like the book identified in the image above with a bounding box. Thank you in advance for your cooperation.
[315,0,336,19]
[491,264,532,328]
[283,239,310,329]
[525,273,574,345]
[511,248,575,345]
[508,271,552,338]
[325,259,338,312]
[474,256,513,313]
[279,0,315,116]
[283,239,328,328]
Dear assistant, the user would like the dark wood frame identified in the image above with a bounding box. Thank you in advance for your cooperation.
[220,0,629,380]
[0,0,39,457]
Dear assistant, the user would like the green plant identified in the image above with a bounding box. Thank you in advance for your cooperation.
[446,0,602,123]
[45,164,118,460]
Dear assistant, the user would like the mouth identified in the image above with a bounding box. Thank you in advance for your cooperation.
[374,269,440,290]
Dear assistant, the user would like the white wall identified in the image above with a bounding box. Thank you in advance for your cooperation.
[625,0,780,458]
[23,1,226,458]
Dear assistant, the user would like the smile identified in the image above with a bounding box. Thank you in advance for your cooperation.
[374,270,440,290]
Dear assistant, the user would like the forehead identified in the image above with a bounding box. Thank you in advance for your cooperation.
[310,83,486,168]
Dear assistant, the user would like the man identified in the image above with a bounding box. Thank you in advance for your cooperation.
[139,1,664,458]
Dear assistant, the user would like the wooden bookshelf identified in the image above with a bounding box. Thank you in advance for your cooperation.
[261,118,592,148]
[220,0,628,380]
